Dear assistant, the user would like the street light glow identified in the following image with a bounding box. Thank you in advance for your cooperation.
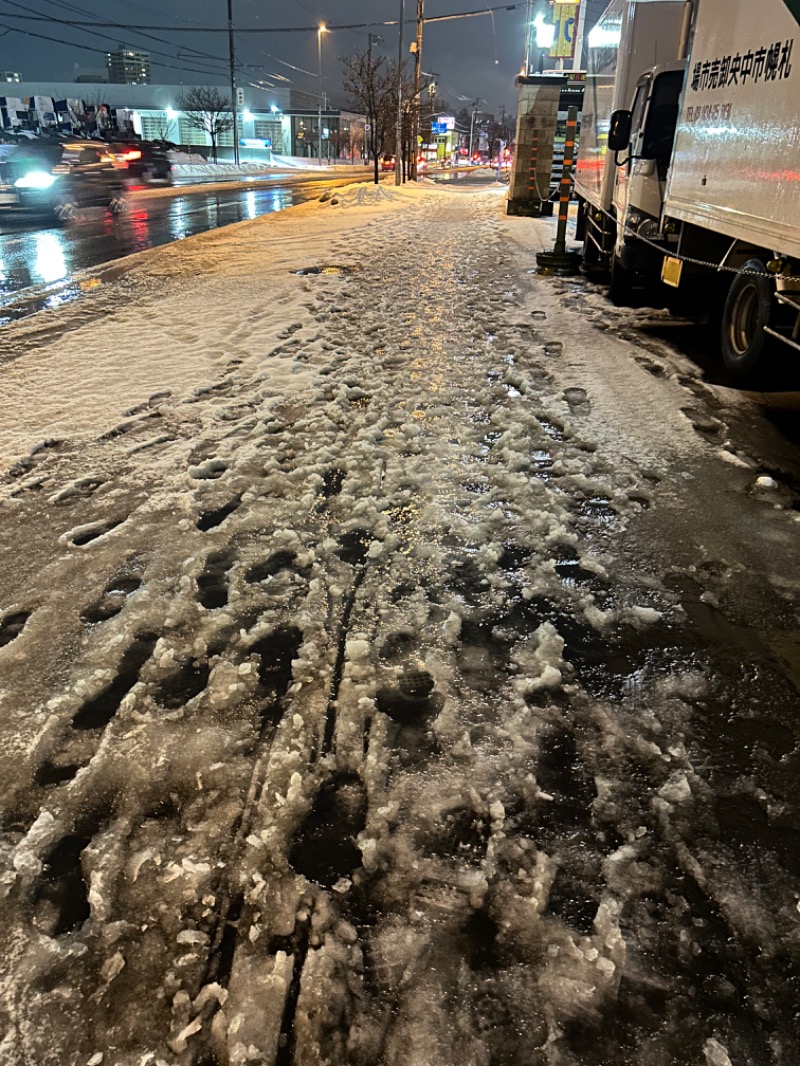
[534,12,556,49]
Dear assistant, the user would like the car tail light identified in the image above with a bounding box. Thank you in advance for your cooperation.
[119,149,142,161]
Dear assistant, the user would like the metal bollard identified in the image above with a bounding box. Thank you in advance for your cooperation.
[536,105,581,276]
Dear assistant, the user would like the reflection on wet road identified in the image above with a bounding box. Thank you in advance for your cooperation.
[0,182,305,322]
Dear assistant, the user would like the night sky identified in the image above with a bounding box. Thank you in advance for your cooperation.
[0,1,606,116]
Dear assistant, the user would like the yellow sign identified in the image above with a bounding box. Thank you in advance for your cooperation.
[549,2,581,58]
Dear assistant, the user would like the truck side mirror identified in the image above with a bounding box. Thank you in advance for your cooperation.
[608,110,632,152]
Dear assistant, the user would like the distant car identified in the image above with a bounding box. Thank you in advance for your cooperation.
[111,140,172,185]
[0,139,127,222]
[380,155,396,171]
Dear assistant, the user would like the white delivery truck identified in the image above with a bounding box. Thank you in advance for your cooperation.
[574,0,800,375]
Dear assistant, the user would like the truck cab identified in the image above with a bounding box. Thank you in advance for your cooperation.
[606,61,686,300]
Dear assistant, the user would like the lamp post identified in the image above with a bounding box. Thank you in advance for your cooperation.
[318,23,327,168]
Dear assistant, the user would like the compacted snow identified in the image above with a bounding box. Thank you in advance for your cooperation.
[0,180,798,1066]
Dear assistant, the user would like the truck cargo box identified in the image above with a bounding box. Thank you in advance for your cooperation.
[665,0,800,258]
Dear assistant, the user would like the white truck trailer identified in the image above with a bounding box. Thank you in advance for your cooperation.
[574,0,800,375]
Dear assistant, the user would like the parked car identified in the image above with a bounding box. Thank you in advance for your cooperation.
[0,139,127,222]
[380,155,396,171]
[111,140,172,185]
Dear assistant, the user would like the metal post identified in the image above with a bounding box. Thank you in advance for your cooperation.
[318,24,325,168]
[572,0,586,72]
[554,106,578,253]
[395,0,405,185]
[227,0,239,164]
[536,105,581,275]
[409,0,424,180]
[523,0,533,75]
[468,102,478,162]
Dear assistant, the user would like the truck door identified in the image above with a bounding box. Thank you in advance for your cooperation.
[612,76,650,224]
[613,65,685,257]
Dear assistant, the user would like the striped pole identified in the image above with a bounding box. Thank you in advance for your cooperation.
[554,106,578,253]
[528,134,538,202]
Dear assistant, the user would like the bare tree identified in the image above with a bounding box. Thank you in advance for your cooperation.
[342,49,398,184]
[176,86,234,163]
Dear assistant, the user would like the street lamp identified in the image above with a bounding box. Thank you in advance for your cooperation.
[317,23,328,168]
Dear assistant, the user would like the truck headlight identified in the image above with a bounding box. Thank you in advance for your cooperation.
[14,171,58,189]
[637,218,660,239]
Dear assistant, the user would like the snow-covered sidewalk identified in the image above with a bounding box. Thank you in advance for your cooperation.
[0,180,798,1066]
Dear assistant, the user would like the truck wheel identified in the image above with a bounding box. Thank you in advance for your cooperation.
[721,259,773,376]
[608,255,636,306]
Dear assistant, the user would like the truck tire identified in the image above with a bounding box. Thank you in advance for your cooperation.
[608,255,636,306]
[721,259,773,377]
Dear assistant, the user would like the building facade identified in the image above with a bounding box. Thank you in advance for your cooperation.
[0,83,366,165]
[106,47,151,86]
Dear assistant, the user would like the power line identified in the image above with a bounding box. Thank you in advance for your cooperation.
[0,3,524,33]
[0,17,271,84]
[0,0,230,75]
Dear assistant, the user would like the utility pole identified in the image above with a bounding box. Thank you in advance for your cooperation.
[468,99,480,162]
[395,0,405,185]
[366,33,382,166]
[409,0,424,180]
[227,0,239,164]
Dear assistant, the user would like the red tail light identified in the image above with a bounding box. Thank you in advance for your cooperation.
[119,149,142,161]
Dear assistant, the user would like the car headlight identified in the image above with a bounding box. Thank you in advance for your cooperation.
[14,171,58,189]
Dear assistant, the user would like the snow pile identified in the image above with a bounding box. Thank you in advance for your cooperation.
[0,177,798,1066]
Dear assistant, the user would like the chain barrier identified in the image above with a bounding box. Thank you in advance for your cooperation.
[582,198,796,282]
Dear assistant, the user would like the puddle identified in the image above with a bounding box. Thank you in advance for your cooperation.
[288,774,367,887]
[293,264,355,276]
[197,495,241,531]
[321,467,345,498]
[81,572,142,624]
[575,497,617,523]
[197,547,236,609]
[71,632,158,729]
[498,544,535,571]
[32,834,92,936]
[538,419,566,442]
[245,550,300,583]
[336,528,372,567]
[152,658,210,709]
[0,610,31,648]
[249,625,303,704]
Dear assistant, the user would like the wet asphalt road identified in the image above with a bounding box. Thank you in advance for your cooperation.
[0,170,369,319]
